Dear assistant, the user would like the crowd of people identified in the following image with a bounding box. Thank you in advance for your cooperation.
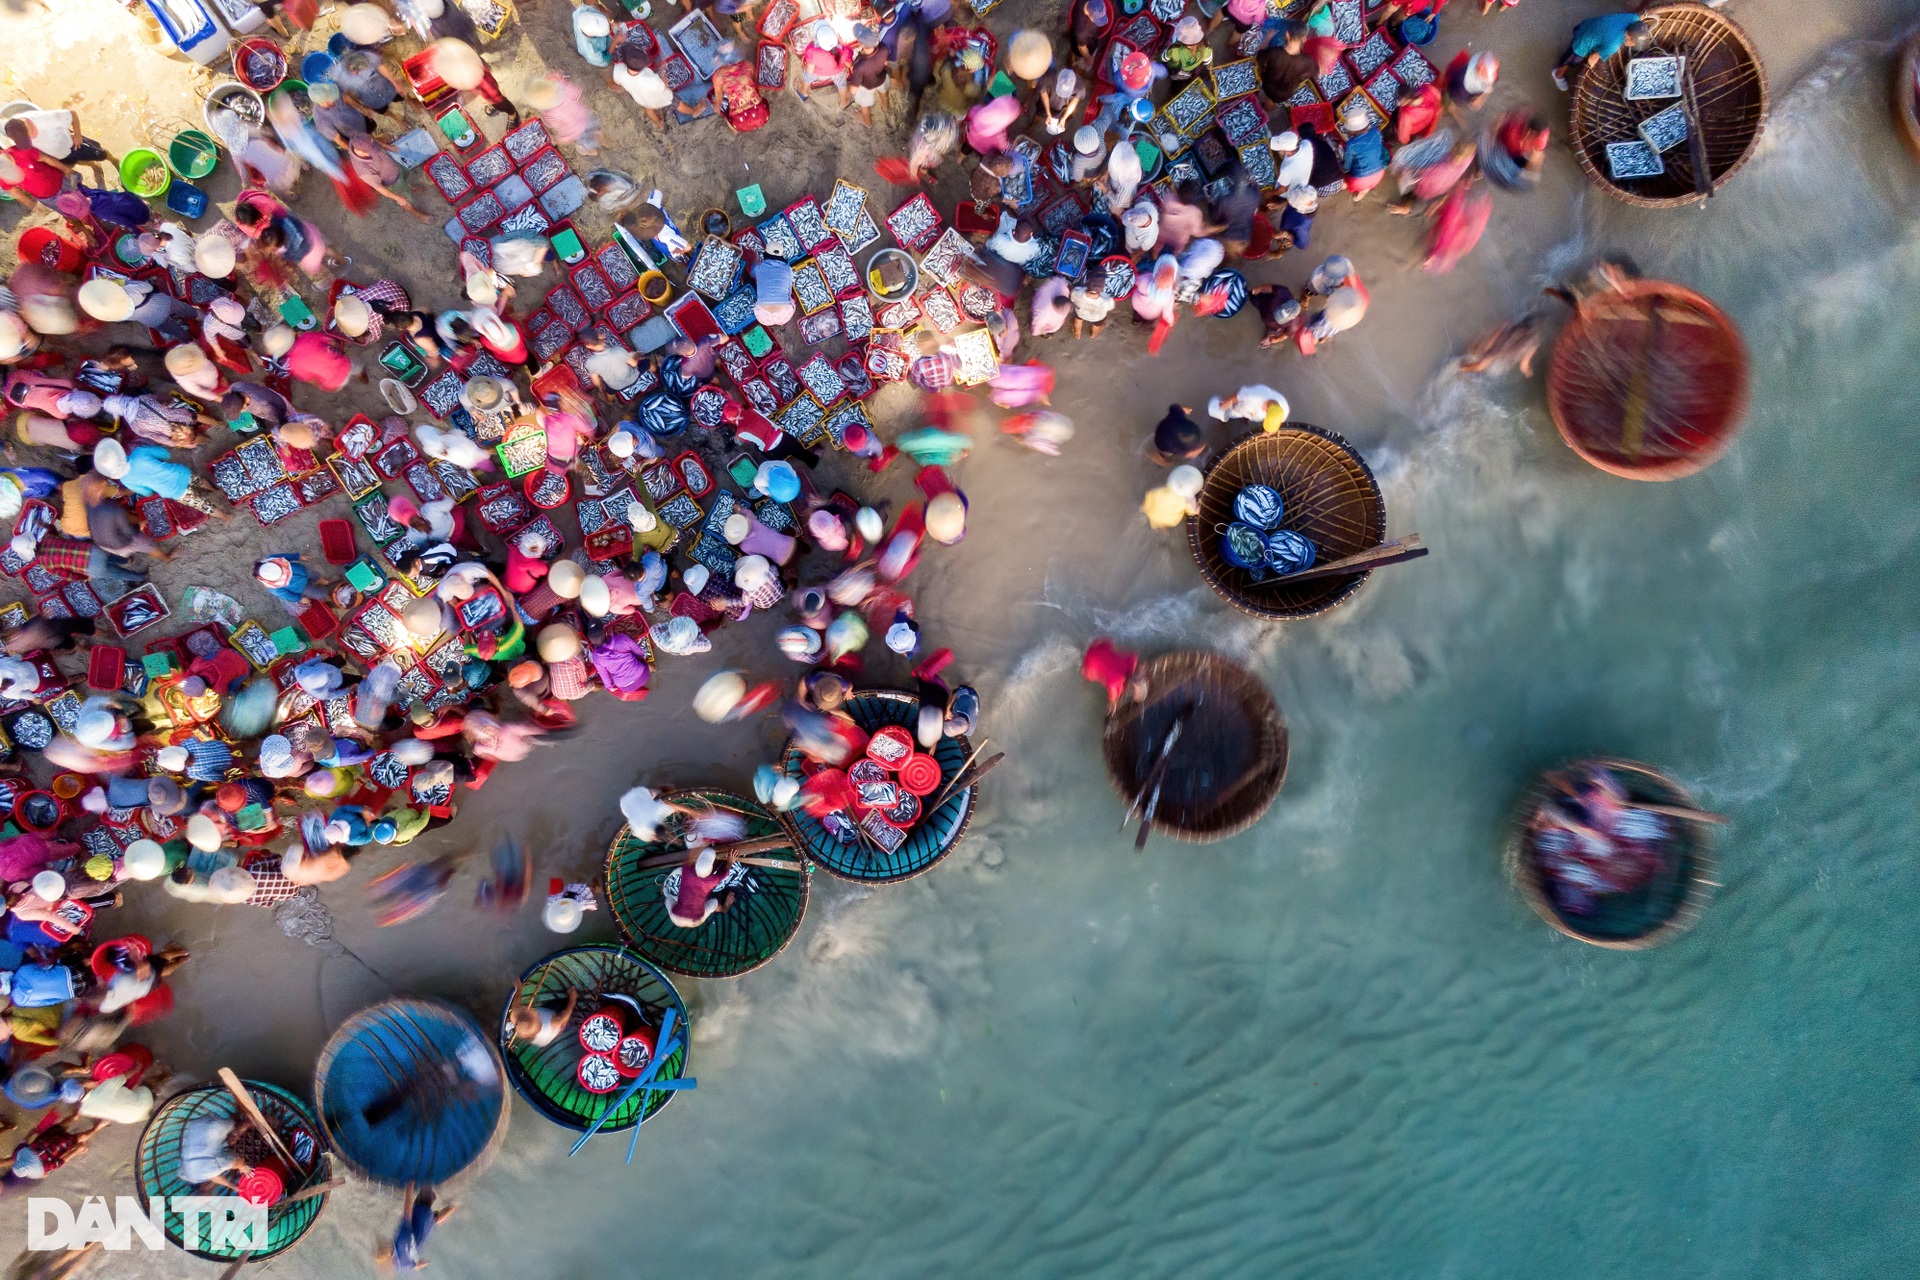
[0,0,1657,1240]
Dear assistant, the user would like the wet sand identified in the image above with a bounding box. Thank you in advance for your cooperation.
[0,0,1914,1275]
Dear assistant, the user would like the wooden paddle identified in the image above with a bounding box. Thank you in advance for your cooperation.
[631,836,801,872]
[1637,802,1729,825]
[927,752,1004,815]
[1123,719,1186,832]
[1263,535,1427,586]
[218,1069,299,1172]
[282,1176,347,1204]
[1681,60,1713,200]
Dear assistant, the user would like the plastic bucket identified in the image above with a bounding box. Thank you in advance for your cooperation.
[204,81,266,134]
[119,148,171,198]
[638,270,672,305]
[234,36,289,92]
[14,789,61,831]
[167,128,219,179]
[301,50,336,84]
[166,180,209,220]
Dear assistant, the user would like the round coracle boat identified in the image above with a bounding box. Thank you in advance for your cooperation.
[499,945,690,1133]
[135,1081,330,1262]
[1102,651,1288,843]
[1507,758,1720,949]
[780,689,976,883]
[313,998,509,1187]
[1547,278,1748,479]
[1188,426,1386,621]
[605,789,810,979]
[1569,4,1769,207]
[1893,34,1920,163]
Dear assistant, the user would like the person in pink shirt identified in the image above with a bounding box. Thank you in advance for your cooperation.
[526,72,603,156]
[286,330,353,392]
[536,398,593,471]
[965,94,1023,155]
[504,529,551,594]
[800,26,851,106]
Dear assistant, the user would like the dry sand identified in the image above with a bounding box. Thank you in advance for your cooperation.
[0,0,1906,1273]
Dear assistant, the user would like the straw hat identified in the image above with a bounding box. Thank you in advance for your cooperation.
[431,38,487,91]
[1270,130,1300,154]
[164,343,210,379]
[77,279,133,323]
[577,8,610,36]
[854,506,883,543]
[926,492,966,544]
[776,626,822,660]
[544,896,583,933]
[462,375,509,415]
[122,839,166,881]
[343,3,393,44]
[578,573,611,617]
[1174,15,1203,44]
[547,559,585,599]
[681,563,710,595]
[333,293,372,338]
[402,595,443,637]
[1073,125,1101,156]
[1285,185,1318,213]
[472,310,517,350]
[607,429,636,459]
[693,670,746,722]
[74,707,119,748]
[627,503,658,533]
[516,528,550,558]
[30,870,65,902]
[0,311,31,357]
[537,623,581,663]
[186,813,224,852]
[1008,29,1053,81]
[722,512,751,545]
[262,324,296,357]
[734,554,772,595]
[209,865,256,903]
[466,267,499,306]
[1167,464,1204,499]
[92,438,129,480]
[523,77,562,111]
[194,232,236,278]
[1342,106,1372,133]
[307,79,341,106]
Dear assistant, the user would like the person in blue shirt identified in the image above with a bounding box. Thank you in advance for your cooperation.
[1340,108,1390,201]
[1553,13,1652,89]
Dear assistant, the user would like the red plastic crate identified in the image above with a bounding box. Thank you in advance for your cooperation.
[87,644,126,692]
[319,518,357,565]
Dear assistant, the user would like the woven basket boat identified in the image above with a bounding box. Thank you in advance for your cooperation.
[780,690,976,883]
[498,945,689,1133]
[605,790,809,979]
[1506,758,1719,950]
[1187,425,1386,620]
[1569,3,1768,208]
[1893,34,1920,164]
[1102,651,1288,842]
[312,998,508,1187]
[134,1081,329,1262]
[1547,278,1748,479]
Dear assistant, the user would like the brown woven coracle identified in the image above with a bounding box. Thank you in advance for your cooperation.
[1101,650,1288,843]
[1547,278,1749,480]
[1505,758,1720,951]
[1893,35,1920,165]
[1187,425,1385,621]
[1569,3,1769,208]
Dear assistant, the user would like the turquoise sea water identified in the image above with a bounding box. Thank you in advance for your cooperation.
[27,27,1920,1280]
[422,43,1920,1279]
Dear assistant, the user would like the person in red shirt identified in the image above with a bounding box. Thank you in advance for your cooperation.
[0,121,67,210]
[285,330,353,392]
